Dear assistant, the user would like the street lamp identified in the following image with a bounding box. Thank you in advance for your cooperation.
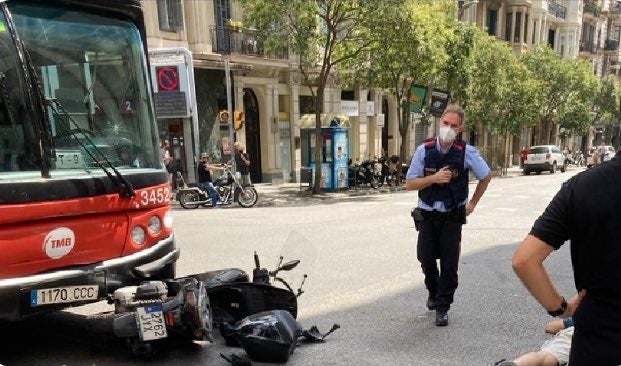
[458,0,479,22]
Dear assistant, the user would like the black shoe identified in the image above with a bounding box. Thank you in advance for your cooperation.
[426,295,436,310]
[435,310,448,326]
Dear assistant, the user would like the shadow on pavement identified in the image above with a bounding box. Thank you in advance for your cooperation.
[0,242,574,366]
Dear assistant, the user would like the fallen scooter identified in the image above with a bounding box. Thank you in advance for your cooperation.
[205,251,307,327]
[110,251,307,355]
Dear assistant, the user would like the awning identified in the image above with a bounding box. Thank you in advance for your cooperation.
[297,114,350,128]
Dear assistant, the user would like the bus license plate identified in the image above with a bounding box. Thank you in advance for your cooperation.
[136,304,168,341]
[30,285,99,307]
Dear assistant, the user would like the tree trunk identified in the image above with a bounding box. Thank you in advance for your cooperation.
[312,88,324,194]
[397,98,410,183]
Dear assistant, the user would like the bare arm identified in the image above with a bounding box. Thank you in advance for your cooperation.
[466,173,491,215]
[544,318,566,334]
[513,235,585,317]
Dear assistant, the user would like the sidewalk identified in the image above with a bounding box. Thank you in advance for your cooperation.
[172,165,526,208]
[253,165,525,207]
[253,182,406,207]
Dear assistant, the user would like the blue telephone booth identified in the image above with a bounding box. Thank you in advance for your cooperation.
[301,126,349,191]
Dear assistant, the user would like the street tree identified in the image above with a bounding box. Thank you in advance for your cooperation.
[240,0,387,193]
[466,31,541,174]
[556,59,600,145]
[350,0,455,176]
[591,75,621,146]
[521,46,575,145]
[439,22,476,107]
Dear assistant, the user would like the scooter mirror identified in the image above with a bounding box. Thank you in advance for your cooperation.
[279,260,300,271]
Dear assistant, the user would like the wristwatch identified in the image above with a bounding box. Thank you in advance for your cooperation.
[547,297,568,317]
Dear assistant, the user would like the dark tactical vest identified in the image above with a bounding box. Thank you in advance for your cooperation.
[418,138,469,210]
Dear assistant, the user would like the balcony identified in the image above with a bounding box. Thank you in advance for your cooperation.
[548,0,566,19]
[209,25,288,60]
[584,0,602,17]
[579,42,598,54]
[604,39,620,51]
[609,3,621,19]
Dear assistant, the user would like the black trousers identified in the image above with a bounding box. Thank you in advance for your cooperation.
[568,298,621,365]
[416,215,462,312]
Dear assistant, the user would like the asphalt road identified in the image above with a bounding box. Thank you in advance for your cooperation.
[0,167,583,366]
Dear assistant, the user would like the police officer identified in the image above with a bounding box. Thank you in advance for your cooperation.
[405,104,491,326]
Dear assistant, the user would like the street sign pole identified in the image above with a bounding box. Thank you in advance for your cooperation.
[224,58,236,172]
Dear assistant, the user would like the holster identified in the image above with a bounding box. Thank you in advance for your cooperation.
[411,207,424,231]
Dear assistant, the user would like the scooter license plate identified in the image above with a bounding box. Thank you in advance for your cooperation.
[136,304,168,341]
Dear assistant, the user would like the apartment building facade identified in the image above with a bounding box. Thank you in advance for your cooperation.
[463,0,621,158]
[141,0,399,185]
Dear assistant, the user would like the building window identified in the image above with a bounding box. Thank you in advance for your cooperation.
[505,13,512,41]
[487,10,497,37]
[157,0,184,32]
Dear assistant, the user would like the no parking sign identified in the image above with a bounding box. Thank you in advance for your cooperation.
[156,66,179,91]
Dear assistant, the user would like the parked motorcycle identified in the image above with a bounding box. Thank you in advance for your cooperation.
[178,164,258,209]
[380,155,401,186]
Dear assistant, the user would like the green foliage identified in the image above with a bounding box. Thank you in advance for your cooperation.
[240,0,386,193]
[595,75,621,125]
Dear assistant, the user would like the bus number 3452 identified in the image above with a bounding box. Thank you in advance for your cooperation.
[139,187,170,207]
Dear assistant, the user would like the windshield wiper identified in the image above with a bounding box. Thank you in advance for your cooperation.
[0,72,17,127]
[48,99,135,198]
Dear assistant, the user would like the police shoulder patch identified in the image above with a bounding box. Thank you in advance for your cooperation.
[453,140,465,151]
[423,138,436,148]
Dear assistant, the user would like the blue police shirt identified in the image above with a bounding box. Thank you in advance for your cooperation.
[406,137,490,212]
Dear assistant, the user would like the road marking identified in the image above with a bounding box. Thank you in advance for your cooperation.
[511,195,530,199]
[485,194,502,197]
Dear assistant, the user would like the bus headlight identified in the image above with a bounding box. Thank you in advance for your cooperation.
[131,226,146,245]
[148,216,162,235]
[163,210,173,229]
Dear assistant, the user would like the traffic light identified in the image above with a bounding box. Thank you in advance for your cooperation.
[233,110,245,131]
[219,110,230,124]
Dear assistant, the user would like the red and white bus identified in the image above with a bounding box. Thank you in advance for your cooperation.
[0,0,178,321]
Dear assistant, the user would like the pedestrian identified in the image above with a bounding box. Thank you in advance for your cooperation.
[494,317,575,366]
[160,139,173,188]
[197,152,223,209]
[405,104,491,326]
[597,142,607,165]
[512,147,621,364]
[519,146,528,168]
[234,142,251,185]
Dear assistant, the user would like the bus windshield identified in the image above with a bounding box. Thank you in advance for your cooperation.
[8,2,161,177]
[0,7,42,178]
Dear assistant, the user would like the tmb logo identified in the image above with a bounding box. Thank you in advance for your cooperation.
[43,227,76,259]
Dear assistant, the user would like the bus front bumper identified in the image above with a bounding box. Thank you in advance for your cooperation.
[0,234,179,321]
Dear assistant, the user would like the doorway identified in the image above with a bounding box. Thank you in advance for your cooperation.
[243,88,262,183]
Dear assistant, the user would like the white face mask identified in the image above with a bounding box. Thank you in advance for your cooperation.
[439,126,457,143]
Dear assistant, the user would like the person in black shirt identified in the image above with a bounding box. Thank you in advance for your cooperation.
[197,153,223,208]
[512,151,621,365]
[234,142,251,185]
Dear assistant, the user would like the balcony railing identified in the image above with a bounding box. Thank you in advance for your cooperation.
[209,25,288,60]
[580,42,598,53]
[548,0,567,19]
[584,0,602,16]
[605,39,620,51]
[610,3,621,15]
